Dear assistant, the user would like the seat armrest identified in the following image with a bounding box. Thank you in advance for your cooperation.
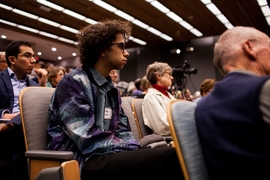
[139,134,165,147]
[25,150,74,161]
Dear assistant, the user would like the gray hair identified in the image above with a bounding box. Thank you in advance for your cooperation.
[146,61,172,84]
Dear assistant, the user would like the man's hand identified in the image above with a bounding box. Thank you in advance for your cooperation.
[0,122,13,134]
[2,112,20,119]
[34,68,48,87]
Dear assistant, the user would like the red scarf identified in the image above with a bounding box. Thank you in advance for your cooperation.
[152,84,170,98]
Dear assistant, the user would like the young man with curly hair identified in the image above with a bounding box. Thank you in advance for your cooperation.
[47,19,184,179]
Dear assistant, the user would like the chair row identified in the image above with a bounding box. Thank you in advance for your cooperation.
[18,87,209,180]
[20,88,165,180]
[122,97,169,148]
[122,97,173,144]
[123,96,210,180]
[121,97,152,141]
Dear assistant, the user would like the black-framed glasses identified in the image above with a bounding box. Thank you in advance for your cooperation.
[111,42,125,52]
[17,52,36,60]
[163,71,172,76]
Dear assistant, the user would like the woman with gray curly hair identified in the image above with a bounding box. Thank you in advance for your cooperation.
[142,61,176,136]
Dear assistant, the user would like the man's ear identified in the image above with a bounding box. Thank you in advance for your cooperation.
[8,56,16,65]
[100,52,105,57]
[242,40,256,61]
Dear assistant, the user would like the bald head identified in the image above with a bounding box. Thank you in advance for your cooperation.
[214,26,269,75]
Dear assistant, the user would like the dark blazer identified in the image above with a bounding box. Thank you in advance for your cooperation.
[0,68,39,116]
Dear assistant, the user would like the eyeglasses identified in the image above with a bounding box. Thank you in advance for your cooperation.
[17,52,36,60]
[0,60,7,63]
[57,73,65,77]
[111,42,125,53]
[163,71,172,76]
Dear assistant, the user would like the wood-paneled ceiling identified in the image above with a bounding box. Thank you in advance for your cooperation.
[0,0,269,61]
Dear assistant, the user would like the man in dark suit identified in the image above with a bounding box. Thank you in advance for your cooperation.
[0,41,47,180]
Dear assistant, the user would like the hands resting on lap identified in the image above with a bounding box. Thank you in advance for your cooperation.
[0,112,19,134]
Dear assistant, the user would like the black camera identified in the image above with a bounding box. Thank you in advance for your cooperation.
[172,61,197,76]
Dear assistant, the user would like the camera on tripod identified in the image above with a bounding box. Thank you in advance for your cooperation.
[170,60,197,96]
[172,60,197,76]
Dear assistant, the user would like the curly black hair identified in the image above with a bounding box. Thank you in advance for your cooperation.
[76,19,132,67]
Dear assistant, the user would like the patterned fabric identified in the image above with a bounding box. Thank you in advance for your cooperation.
[47,67,140,171]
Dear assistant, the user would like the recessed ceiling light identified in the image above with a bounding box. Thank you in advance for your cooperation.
[52,47,57,51]
[72,53,77,56]
[58,56,62,60]
[37,52,42,55]
[176,49,181,54]
[1,35,6,39]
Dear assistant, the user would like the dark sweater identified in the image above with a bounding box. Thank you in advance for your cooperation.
[195,72,270,180]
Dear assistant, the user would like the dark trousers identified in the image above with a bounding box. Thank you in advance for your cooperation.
[82,146,184,179]
[0,124,29,180]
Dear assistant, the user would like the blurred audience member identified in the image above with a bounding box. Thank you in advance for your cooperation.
[109,69,118,86]
[29,61,49,83]
[132,78,143,97]
[195,26,270,180]
[127,81,136,95]
[46,66,66,88]
[116,80,129,96]
[181,88,193,101]
[193,91,201,99]
[137,75,151,98]
[193,78,215,103]
[0,51,8,71]
[65,66,75,74]
[142,61,175,136]
[44,62,54,73]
